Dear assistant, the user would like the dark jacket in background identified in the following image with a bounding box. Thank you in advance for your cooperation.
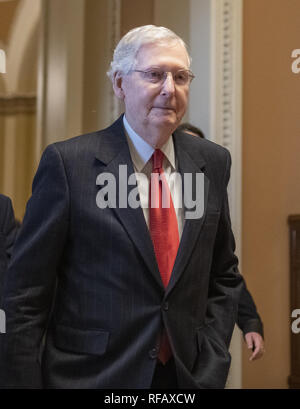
[0,194,17,296]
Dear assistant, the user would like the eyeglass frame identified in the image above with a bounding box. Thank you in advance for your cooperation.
[130,67,195,86]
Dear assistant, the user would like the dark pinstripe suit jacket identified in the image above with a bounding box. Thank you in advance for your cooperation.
[0,116,242,389]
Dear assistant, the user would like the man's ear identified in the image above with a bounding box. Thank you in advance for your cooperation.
[113,72,125,100]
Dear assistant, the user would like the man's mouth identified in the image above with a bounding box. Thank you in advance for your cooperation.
[153,106,175,111]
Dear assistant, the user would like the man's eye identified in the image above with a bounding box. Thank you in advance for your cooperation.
[175,72,188,83]
[146,71,163,81]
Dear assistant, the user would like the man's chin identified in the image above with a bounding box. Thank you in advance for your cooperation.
[153,108,175,117]
[152,113,178,127]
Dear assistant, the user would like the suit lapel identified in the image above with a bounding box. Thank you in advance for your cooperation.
[95,116,163,290]
[166,132,210,295]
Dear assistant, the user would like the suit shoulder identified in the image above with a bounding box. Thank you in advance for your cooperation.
[38,131,105,169]
[199,138,231,169]
[44,118,124,162]
[40,117,126,169]
[52,131,102,155]
[175,130,230,164]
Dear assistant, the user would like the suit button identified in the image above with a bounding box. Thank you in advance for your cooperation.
[163,302,169,311]
[149,348,158,359]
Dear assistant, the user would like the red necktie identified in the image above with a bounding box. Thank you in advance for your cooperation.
[149,149,179,363]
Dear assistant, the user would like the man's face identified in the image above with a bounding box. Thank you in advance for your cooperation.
[114,41,191,147]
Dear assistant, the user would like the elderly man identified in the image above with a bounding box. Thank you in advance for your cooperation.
[0,25,242,389]
[0,194,17,298]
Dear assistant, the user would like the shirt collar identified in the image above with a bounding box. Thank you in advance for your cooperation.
[123,115,176,172]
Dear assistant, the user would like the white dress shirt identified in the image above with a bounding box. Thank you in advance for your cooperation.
[123,115,185,239]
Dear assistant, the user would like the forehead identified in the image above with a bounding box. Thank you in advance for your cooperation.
[135,41,189,69]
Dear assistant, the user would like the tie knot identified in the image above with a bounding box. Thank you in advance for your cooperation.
[152,149,164,171]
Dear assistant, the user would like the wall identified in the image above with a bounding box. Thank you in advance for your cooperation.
[189,0,211,139]
[121,0,154,37]
[0,0,40,220]
[83,0,113,133]
[242,0,300,388]
[0,0,21,46]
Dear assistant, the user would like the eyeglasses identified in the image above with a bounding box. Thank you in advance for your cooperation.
[131,68,195,86]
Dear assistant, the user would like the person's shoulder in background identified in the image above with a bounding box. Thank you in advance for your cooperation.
[0,194,13,230]
[0,193,18,256]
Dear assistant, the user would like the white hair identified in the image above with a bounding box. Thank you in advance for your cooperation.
[107,25,191,82]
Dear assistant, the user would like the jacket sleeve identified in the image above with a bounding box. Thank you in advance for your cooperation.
[204,149,243,347]
[237,280,264,338]
[0,144,69,388]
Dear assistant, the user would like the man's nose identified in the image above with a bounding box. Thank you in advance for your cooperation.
[161,72,175,95]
